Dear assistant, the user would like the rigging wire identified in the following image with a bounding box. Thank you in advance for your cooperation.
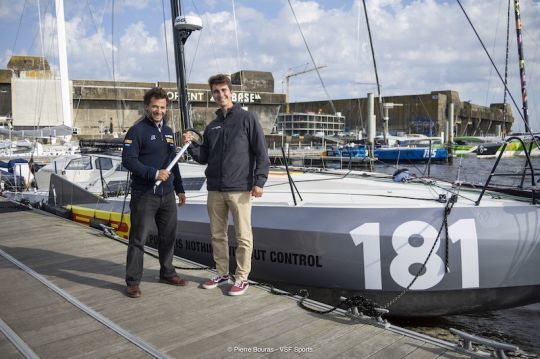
[34,0,47,133]
[232,0,243,91]
[11,0,28,56]
[111,0,124,133]
[456,0,526,124]
[111,0,116,83]
[502,0,511,137]
[361,0,384,123]
[483,0,505,111]
[187,23,202,84]
[356,1,361,62]
[85,1,113,78]
[26,0,52,55]
[161,0,172,84]
[458,0,540,160]
[188,0,222,80]
[287,0,337,115]
[186,0,203,82]
[160,0,176,135]
[76,0,115,128]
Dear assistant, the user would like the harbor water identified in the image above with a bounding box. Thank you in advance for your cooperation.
[292,154,540,354]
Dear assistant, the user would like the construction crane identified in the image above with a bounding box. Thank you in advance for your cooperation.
[284,64,327,113]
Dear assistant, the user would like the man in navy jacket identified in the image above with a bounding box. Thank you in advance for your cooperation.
[122,87,187,298]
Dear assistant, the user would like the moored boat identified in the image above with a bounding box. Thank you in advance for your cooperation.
[453,136,504,157]
[8,160,537,317]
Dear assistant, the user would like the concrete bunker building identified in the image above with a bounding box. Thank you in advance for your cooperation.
[0,56,514,140]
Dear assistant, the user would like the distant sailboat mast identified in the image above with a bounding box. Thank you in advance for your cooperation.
[55,0,72,128]
[513,0,531,133]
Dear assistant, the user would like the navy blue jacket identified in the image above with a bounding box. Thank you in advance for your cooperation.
[122,116,184,195]
[188,103,270,192]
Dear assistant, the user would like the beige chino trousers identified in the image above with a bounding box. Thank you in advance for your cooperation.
[207,191,253,282]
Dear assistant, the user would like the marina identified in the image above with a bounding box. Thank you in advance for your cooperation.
[1,0,539,357]
[2,150,539,356]
[4,155,540,318]
[0,197,478,358]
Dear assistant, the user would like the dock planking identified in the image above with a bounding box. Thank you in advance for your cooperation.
[0,198,468,358]
[0,333,25,359]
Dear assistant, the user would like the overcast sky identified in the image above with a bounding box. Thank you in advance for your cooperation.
[0,0,539,132]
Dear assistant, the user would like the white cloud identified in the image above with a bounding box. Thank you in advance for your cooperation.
[119,22,158,55]
[114,22,161,79]
[114,0,150,11]
[287,1,325,24]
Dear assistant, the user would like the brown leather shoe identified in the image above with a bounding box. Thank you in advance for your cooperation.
[159,275,187,286]
[126,285,141,298]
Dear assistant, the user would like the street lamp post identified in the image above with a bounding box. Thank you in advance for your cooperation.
[281,124,284,149]
[7,118,13,158]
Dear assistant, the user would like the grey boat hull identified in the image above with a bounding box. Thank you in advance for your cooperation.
[10,170,540,317]
[159,200,540,316]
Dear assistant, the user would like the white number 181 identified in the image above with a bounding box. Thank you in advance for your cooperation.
[350,219,479,290]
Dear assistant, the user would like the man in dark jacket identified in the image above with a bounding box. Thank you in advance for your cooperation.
[122,87,187,298]
[183,74,270,296]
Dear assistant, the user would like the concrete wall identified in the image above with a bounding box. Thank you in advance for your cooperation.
[73,99,143,136]
[70,78,284,137]
[3,58,513,138]
[0,84,11,118]
[0,69,11,84]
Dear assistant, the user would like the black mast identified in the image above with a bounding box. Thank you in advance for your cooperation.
[170,0,195,132]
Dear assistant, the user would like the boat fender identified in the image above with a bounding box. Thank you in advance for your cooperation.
[392,168,415,182]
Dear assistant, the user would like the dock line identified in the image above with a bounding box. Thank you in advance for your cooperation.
[0,247,172,359]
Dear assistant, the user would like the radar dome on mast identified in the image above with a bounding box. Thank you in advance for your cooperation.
[174,16,203,32]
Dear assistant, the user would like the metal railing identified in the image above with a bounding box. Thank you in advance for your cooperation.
[475,136,539,205]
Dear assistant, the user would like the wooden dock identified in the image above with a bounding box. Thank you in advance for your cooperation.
[0,198,469,358]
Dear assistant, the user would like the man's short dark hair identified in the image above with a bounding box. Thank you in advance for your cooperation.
[208,74,232,91]
[144,87,169,105]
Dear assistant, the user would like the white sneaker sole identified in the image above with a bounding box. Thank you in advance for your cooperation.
[228,285,249,296]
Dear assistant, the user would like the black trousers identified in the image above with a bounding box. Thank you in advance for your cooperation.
[126,190,178,286]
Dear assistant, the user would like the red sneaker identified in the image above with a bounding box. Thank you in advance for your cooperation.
[228,280,249,296]
[202,274,231,289]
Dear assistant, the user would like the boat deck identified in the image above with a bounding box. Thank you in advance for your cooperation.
[0,197,468,358]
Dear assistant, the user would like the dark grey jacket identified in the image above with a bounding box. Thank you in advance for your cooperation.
[188,103,270,191]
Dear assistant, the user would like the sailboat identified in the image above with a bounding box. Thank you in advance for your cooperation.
[0,0,77,190]
[4,1,540,317]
